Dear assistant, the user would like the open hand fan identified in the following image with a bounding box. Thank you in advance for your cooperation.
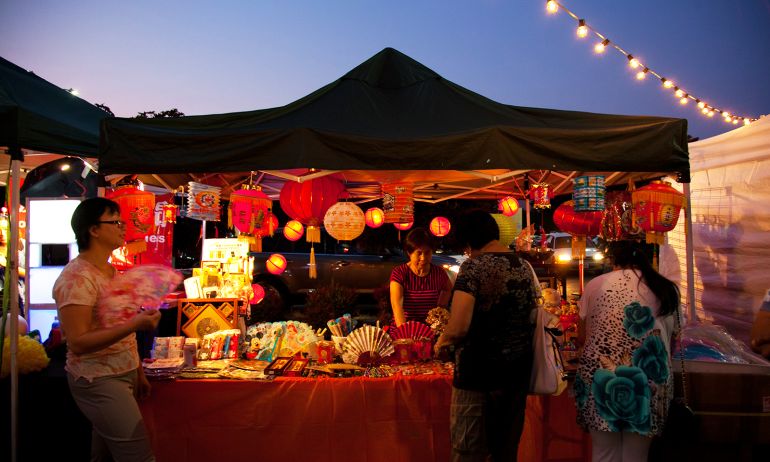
[389,321,435,341]
[278,320,318,356]
[98,264,182,327]
[342,325,394,365]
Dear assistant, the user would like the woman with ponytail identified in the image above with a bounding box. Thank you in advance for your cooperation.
[574,240,680,462]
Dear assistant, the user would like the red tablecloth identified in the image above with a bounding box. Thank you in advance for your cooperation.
[139,375,589,462]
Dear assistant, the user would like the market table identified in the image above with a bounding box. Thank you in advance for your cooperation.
[139,374,590,462]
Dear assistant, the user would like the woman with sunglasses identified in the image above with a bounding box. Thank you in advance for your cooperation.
[53,197,160,461]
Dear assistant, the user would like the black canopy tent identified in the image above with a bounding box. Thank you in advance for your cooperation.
[99,48,689,204]
[1,55,108,462]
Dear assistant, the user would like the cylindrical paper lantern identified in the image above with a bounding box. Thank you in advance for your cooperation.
[393,221,414,231]
[228,185,273,251]
[632,181,685,245]
[429,216,451,237]
[283,220,305,242]
[529,183,551,209]
[107,186,155,254]
[266,254,287,275]
[491,214,517,247]
[573,175,605,212]
[324,202,366,241]
[498,196,520,217]
[381,182,414,224]
[279,177,344,243]
[365,207,385,228]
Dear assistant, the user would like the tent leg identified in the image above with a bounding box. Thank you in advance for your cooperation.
[683,182,697,323]
[9,158,21,462]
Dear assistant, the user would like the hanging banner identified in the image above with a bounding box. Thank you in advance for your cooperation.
[382,182,414,224]
[187,182,222,221]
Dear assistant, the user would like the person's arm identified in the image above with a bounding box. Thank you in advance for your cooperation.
[436,272,453,308]
[750,311,770,358]
[58,305,161,356]
[434,290,474,354]
[135,362,152,399]
[390,280,406,327]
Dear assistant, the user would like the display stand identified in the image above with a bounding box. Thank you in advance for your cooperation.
[176,298,241,338]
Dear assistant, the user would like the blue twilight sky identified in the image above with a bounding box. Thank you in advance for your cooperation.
[1,0,769,140]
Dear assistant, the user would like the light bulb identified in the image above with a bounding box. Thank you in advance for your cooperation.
[744,119,751,126]
[732,119,739,125]
[680,97,688,105]
[724,116,732,123]
[627,55,640,68]
[662,79,674,89]
[546,0,558,13]
[636,71,646,80]
[701,108,709,114]
[722,111,731,118]
[697,101,706,109]
[708,111,715,117]
[594,40,608,53]
[577,19,588,38]
[674,88,684,98]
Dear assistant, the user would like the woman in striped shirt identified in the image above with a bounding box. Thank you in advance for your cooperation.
[390,228,453,327]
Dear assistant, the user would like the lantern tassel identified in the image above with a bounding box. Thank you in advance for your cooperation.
[306,225,321,243]
[227,207,233,229]
[309,246,317,279]
[125,239,147,255]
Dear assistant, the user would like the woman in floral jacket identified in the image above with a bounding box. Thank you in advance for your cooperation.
[574,241,680,462]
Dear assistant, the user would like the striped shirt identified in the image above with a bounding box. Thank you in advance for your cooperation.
[390,263,451,323]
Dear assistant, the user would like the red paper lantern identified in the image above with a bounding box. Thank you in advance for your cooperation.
[279,177,344,243]
[161,204,178,224]
[601,190,641,241]
[393,221,414,231]
[267,213,279,233]
[250,283,266,305]
[529,183,552,209]
[429,216,451,237]
[632,181,686,245]
[553,200,603,237]
[283,220,305,242]
[365,207,385,228]
[107,186,155,254]
[228,186,273,251]
[498,196,520,217]
[266,254,288,275]
[382,182,414,224]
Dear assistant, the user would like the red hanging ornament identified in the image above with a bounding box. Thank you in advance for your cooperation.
[364,207,385,228]
[228,185,273,251]
[553,200,603,258]
[631,181,685,245]
[529,183,552,209]
[107,186,155,254]
[279,176,344,243]
[498,196,520,217]
[161,204,178,224]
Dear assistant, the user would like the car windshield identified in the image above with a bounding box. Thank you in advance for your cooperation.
[553,236,572,249]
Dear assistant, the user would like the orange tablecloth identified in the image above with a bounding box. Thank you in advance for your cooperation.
[139,375,589,462]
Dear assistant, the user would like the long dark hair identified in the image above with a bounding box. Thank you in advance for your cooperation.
[608,241,680,316]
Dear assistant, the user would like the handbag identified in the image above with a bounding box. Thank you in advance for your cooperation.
[529,306,568,395]
[662,306,698,440]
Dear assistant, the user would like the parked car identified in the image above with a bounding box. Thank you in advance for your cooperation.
[250,251,463,310]
[543,232,608,275]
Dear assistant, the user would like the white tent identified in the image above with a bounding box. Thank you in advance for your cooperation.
[670,116,770,343]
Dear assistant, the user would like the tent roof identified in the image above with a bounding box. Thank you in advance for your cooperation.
[0,56,108,158]
[99,47,689,201]
[688,115,770,171]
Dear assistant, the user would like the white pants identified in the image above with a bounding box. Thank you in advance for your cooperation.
[590,430,652,462]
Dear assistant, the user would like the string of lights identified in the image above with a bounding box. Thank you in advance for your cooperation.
[545,0,756,126]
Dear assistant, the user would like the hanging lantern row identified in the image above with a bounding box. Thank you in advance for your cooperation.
[106,185,155,254]
[324,202,366,241]
[365,207,385,228]
[498,196,520,217]
[228,185,274,251]
[573,175,605,212]
[382,182,415,224]
[430,216,451,237]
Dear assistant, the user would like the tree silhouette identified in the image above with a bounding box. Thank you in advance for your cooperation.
[135,108,185,118]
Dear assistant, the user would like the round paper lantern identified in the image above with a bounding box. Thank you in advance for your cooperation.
[107,186,155,254]
[498,196,520,217]
[228,186,273,251]
[365,207,385,228]
[266,253,288,275]
[283,220,305,242]
[632,181,686,244]
[324,202,365,241]
[553,200,603,237]
[279,177,344,242]
[393,221,414,231]
[249,283,266,305]
[429,216,451,237]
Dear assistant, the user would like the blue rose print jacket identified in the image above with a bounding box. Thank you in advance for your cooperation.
[574,269,675,437]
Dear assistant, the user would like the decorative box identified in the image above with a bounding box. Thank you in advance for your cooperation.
[264,356,293,376]
[284,358,309,377]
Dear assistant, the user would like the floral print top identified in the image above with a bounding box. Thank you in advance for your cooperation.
[574,269,675,437]
[52,257,139,382]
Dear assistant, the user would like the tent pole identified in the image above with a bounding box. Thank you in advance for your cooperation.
[9,158,21,462]
[682,182,697,322]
